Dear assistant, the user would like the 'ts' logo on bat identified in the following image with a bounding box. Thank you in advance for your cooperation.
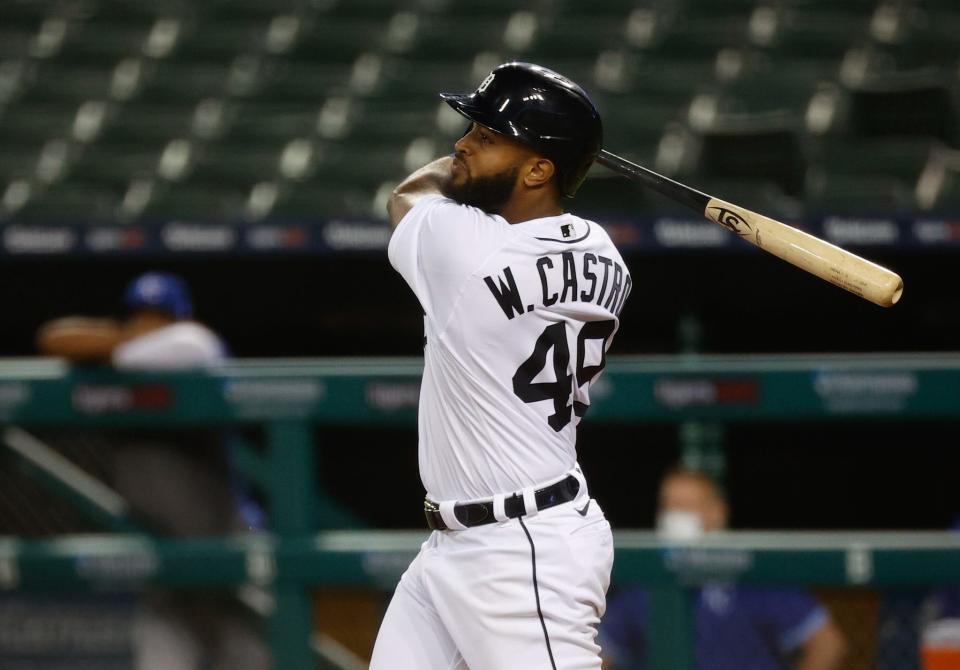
[708,206,752,237]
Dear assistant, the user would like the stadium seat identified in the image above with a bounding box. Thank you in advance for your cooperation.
[0,103,78,146]
[17,63,115,103]
[806,172,915,214]
[0,148,41,182]
[100,102,196,144]
[531,17,631,60]
[845,76,959,144]
[392,16,509,60]
[915,147,960,212]
[12,181,121,222]
[597,98,682,161]
[221,102,321,143]
[809,137,939,183]
[163,20,272,63]
[0,28,34,59]
[275,18,388,64]
[137,61,233,102]
[237,59,347,103]
[67,141,167,187]
[134,180,247,221]
[337,99,439,145]
[48,22,151,65]
[749,6,874,59]
[185,143,287,186]
[693,121,807,197]
[263,180,380,219]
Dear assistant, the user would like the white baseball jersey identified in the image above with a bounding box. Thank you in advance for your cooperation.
[112,322,226,369]
[389,194,631,502]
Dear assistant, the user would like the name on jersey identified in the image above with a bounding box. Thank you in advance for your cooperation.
[483,251,631,320]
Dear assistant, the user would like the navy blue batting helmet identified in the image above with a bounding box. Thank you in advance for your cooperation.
[124,272,193,319]
[440,62,603,197]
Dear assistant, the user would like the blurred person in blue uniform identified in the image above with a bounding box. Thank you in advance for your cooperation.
[37,272,268,670]
[599,467,846,670]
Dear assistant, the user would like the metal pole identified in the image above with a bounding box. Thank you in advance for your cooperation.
[265,420,316,670]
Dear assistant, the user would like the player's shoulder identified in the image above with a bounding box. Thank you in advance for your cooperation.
[403,194,510,229]
[538,211,626,260]
[138,321,225,354]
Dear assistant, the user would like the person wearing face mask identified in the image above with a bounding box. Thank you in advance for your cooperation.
[599,467,847,670]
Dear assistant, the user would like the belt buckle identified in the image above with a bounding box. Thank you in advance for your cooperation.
[424,499,445,531]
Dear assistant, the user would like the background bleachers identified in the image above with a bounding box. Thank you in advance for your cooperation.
[0,0,957,222]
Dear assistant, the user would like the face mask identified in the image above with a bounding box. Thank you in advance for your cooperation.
[656,510,705,541]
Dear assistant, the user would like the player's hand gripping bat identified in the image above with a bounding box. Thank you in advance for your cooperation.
[597,151,904,307]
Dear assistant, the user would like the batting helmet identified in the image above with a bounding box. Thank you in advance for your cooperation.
[440,62,603,198]
[123,272,193,319]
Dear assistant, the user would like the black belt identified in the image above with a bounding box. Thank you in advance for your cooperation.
[424,475,580,530]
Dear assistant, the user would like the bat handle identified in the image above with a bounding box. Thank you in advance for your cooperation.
[597,150,709,212]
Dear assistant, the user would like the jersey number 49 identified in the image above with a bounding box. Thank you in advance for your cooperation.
[512,320,616,432]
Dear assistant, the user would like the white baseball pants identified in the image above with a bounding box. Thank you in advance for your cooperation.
[370,490,613,670]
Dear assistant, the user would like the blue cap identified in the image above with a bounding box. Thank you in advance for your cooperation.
[123,272,193,319]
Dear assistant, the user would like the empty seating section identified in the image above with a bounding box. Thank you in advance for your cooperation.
[0,0,958,222]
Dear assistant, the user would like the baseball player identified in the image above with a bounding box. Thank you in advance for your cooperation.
[370,63,631,670]
[37,272,269,670]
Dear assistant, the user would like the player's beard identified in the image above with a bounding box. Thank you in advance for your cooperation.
[443,166,519,215]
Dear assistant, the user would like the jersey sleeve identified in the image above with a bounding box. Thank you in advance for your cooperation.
[388,194,511,327]
[112,323,226,370]
[751,587,829,652]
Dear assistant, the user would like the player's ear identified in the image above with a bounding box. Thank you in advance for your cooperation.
[522,156,556,190]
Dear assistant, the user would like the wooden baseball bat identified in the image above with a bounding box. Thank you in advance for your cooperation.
[596,150,903,307]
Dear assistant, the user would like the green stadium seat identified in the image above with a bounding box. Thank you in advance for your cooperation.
[315,142,409,187]
[18,63,115,103]
[809,137,938,182]
[593,97,681,157]
[238,60,347,103]
[594,52,716,106]
[693,121,808,197]
[203,0,306,21]
[135,181,247,220]
[0,103,78,145]
[0,28,33,59]
[572,171,651,217]
[629,14,752,60]
[363,57,473,99]
[694,68,825,121]
[68,141,167,186]
[82,0,188,24]
[395,17,509,60]
[51,22,151,65]
[13,181,121,222]
[805,173,915,214]
[137,61,232,102]
[278,19,388,64]
[165,21,271,63]
[915,147,960,213]
[100,102,196,144]
[266,180,379,219]
[0,148,40,181]
[185,143,285,186]
[845,77,958,144]
[0,1,51,29]
[529,18,628,60]
[317,0,408,19]
[425,0,534,19]
[749,8,873,59]
[222,102,320,143]
[339,99,439,144]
